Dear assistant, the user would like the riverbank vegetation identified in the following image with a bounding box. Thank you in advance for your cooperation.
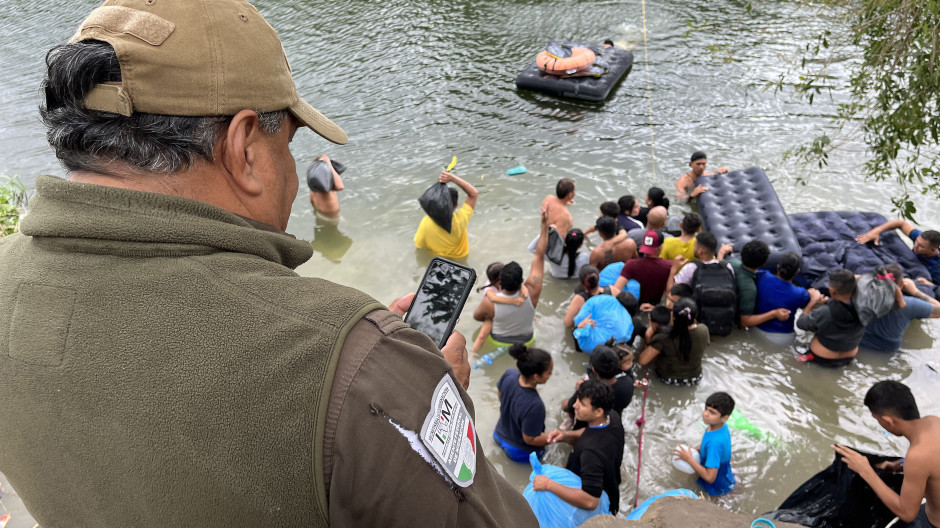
[1,175,28,236]
[774,0,940,220]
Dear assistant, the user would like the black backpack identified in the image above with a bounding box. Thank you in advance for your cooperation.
[690,261,737,336]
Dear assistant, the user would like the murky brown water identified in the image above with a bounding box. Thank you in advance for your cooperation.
[1,0,938,522]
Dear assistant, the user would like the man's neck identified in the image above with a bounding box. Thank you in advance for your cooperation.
[587,414,609,428]
[707,422,724,432]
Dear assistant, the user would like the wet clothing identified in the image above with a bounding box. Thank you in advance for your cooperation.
[0,176,536,528]
[648,325,710,383]
[566,371,635,426]
[660,237,695,262]
[796,300,865,352]
[860,296,934,351]
[566,411,625,515]
[528,234,590,279]
[673,258,733,286]
[492,292,536,343]
[414,203,473,259]
[618,214,643,233]
[620,256,673,304]
[575,286,612,302]
[755,271,810,333]
[896,504,938,528]
[909,229,940,284]
[796,350,855,368]
[495,368,546,459]
[698,423,735,496]
[730,260,758,316]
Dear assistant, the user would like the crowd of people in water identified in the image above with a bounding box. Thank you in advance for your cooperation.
[308,150,940,523]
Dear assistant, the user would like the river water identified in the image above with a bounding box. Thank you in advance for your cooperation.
[1,0,938,521]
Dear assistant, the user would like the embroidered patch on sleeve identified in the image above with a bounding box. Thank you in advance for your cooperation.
[420,375,477,487]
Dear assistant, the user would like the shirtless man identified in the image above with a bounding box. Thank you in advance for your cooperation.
[833,380,940,528]
[590,216,637,269]
[542,179,576,238]
[307,154,344,219]
[676,151,728,202]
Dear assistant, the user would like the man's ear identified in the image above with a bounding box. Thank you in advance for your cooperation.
[219,110,265,197]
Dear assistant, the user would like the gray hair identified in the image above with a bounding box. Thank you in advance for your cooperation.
[40,40,287,174]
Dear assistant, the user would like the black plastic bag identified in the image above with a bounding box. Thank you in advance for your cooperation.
[546,228,565,265]
[306,159,345,193]
[764,448,903,528]
[418,183,454,232]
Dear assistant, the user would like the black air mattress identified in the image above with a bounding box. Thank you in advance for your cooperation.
[788,211,937,298]
[515,43,633,102]
[695,167,800,268]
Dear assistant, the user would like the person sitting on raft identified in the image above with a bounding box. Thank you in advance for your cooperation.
[538,380,625,515]
[413,170,478,260]
[307,154,344,220]
[474,209,548,346]
[561,346,634,428]
[860,263,940,352]
[617,195,644,232]
[528,227,590,280]
[856,219,940,287]
[795,269,866,367]
[590,216,637,270]
[564,265,612,329]
[638,300,710,386]
[753,252,823,346]
[675,151,729,203]
[494,344,555,463]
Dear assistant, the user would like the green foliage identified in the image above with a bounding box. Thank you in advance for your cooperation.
[0,175,28,236]
[779,0,940,221]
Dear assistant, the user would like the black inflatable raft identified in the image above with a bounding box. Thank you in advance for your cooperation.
[515,43,633,102]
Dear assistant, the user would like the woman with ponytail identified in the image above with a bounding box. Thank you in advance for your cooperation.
[754,252,821,345]
[493,344,554,462]
[528,228,589,279]
[563,265,613,328]
[636,187,670,226]
[638,298,710,385]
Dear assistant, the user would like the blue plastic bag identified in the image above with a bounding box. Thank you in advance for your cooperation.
[523,452,609,528]
[572,294,634,353]
[598,262,624,287]
[626,488,698,520]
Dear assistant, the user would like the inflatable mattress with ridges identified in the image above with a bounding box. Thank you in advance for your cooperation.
[695,167,800,268]
[515,43,633,102]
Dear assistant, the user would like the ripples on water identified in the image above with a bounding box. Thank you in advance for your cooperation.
[1,0,938,517]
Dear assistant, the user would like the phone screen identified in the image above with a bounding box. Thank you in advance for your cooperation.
[405,258,476,349]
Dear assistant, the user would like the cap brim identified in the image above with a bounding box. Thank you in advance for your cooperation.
[290,98,347,145]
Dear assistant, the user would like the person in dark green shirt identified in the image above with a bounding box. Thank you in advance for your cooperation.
[727,240,792,328]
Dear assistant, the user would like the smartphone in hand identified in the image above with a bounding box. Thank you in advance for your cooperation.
[404,257,477,349]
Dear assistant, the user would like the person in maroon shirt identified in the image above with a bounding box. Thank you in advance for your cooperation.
[612,230,673,308]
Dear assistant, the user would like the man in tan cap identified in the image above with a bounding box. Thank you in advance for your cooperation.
[0,1,537,527]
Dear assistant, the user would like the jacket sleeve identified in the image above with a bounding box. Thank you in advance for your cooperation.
[324,310,538,528]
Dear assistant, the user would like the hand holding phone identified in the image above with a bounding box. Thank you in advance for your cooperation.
[404,257,476,349]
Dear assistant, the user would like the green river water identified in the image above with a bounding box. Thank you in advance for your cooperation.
[1,0,938,523]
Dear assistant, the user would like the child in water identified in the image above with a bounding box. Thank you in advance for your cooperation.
[473,262,529,354]
[674,391,736,496]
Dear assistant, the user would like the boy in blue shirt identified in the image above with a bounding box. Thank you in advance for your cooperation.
[675,392,736,495]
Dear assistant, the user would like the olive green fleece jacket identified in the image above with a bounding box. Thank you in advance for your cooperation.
[0,176,537,527]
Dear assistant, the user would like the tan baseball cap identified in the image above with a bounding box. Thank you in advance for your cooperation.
[71,0,347,144]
